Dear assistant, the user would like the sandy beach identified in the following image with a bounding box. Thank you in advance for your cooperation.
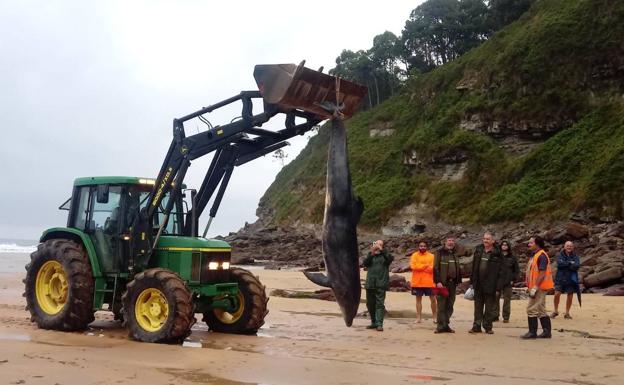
[1,261,623,385]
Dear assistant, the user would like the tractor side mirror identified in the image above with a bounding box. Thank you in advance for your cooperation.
[182,188,197,212]
[96,184,110,204]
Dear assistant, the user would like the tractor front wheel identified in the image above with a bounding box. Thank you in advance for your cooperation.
[122,268,195,343]
[203,267,268,334]
[24,239,95,330]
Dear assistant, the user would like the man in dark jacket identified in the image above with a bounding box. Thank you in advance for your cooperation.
[469,232,503,334]
[495,240,520,323]
[551,241,580,319]
[363,240,394,331]
[433,237,462,334]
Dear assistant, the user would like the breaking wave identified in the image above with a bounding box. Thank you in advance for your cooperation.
[0,243,37,253]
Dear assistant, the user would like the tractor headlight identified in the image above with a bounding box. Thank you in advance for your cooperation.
[222,262,230,270]
[208,262,219,270]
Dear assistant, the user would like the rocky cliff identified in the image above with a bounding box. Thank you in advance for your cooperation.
[257,0,624,235]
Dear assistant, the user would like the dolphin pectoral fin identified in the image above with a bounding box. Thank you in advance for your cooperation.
[303,271,332,288]
[350,195,364,223]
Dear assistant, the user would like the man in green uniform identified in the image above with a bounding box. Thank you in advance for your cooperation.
[434,237,462,334]
[469,232,503,334]
[363,240,394,331]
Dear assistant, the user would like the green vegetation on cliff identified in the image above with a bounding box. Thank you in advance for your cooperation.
[259,0,624,228]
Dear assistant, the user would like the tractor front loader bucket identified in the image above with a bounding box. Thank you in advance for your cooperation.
[253,62,367,120]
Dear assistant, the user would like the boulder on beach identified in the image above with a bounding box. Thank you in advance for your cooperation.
[388,274,410,292]
[604,283,624,296]
[566,222,590,239]
[391,265,410,273]
[269,288,336,301]
[232,255,255,265]
[584,267,623,288]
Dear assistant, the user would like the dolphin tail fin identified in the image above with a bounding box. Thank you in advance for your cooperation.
[303,271,332,288]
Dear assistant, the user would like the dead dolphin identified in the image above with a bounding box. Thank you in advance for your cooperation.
[304,116,363,326]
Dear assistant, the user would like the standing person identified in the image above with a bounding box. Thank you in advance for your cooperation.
[495,240,520,323]
[363,240,394,331]
[551,241,580,319]
[433,237,462,334]
[469,232,503,335]
[521,236,554,339]
[410,241,437,324]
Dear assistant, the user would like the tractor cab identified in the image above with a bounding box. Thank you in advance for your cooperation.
[65,176,193,274]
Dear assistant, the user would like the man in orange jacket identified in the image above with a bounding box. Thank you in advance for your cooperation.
[521,236,554,339]
[410,241,437,324]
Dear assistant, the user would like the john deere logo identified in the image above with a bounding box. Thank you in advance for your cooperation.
[152,167,173,207]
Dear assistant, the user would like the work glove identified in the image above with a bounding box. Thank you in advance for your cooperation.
[529,286,538,298]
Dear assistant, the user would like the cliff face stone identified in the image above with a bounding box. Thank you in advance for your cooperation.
[381,203,429,237]
[369,121,395,138]
[459,113,575,140]
[402,148,469,182]
[380,202,459,237]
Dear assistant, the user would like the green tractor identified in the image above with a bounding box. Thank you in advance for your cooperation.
[23,63,367,343]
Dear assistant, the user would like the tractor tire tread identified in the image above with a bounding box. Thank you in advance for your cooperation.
[203,267,268,334]
[121,267,194,343]
[24,239,95,331]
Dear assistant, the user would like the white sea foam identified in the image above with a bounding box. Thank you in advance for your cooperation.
[0,243,37,253]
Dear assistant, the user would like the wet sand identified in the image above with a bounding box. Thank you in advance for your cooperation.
[1,269,623,385]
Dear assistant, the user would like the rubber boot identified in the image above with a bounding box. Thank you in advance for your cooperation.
[521,317,538,339]
[538,316,552,338]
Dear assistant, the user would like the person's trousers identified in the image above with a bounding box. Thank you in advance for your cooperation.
[526,289,547,318]
[436,284,456,331]
[495,286,513,320]
[366,288,387,326]
[473,287,498,331]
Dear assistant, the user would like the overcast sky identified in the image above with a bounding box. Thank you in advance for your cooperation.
[0,0,421,241]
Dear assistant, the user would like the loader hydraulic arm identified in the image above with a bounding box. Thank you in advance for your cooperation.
[129,91,321,269]
[128,62,367,271]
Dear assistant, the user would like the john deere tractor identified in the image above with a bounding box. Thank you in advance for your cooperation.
[23,62,367,343]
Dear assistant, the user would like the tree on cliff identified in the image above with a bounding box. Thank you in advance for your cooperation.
[488,0,535,30]
[330,32,404,110]
[329,0,535,109]
[400,0,490,68]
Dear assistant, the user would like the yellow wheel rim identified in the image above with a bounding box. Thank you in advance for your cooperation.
[213,292,245,324]
[35,260,69,315]
[134,288,169,332]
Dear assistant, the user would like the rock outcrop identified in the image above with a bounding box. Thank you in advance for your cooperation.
[224,219,624,295]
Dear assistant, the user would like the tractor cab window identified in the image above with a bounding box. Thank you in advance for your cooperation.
[133,187,186,236]
[91,186,122,231]
[155,193,185,235]
[89,186,123,273]
[72,186,91,231]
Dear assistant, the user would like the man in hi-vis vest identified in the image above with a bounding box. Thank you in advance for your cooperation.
[521,236,554,339]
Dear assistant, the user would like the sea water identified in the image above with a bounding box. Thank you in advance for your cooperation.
[0,238,37,273]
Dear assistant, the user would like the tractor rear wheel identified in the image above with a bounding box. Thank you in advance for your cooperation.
[122,268,195,343]
[203,267,268,334]
[24,239,95,330]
